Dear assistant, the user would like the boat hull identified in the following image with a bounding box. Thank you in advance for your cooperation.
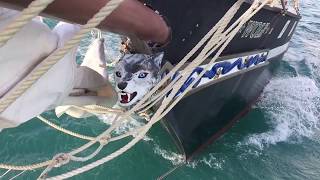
[145,0,301,159]
[163,51,282,159]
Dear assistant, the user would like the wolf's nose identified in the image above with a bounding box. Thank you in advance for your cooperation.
[117,82,127,90]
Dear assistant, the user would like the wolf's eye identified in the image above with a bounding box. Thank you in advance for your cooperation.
[138,72,148,78]
[115,71,122,78]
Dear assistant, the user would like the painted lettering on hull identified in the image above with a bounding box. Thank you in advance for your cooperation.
[173,52,268,97]
[239,20,271,39]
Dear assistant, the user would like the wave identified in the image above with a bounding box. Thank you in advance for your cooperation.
[244,76,320,149]
[98,113,154,142]
[77,32,121,64]
[99,113,186,166]
[186,153,225,170]
[153,144,185,166]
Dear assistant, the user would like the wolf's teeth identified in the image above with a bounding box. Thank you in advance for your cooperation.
[128,93,131,101]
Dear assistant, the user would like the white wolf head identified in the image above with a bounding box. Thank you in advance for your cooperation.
[114,53,164,107]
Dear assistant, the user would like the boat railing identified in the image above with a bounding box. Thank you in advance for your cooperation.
[270,0,300,15]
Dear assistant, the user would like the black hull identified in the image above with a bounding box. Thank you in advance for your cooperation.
[163,54,279,159]
[146,0,300,159]
[145,0,299,64]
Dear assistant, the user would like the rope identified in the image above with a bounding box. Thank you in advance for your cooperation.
[137,0,250,122]
[157,163,185,180]
[0,161,52,171]
[157,1,266,122]
[0,0,55,47]
[38,115,95,141]
[0,114,139,172]
[0,0,125,113]
[0,0,125,172]
[70,105,124,115]
[70,144,105,162]
[46,1,271,179]
[0,0,292,179]
[9,170,26,180]
[0,169,11,178]
[0,0,246,174]
[127,0,246,115]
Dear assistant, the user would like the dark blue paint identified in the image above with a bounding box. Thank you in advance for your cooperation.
[175,53,267,96]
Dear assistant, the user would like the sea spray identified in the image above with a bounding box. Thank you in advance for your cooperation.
[186,153,225,170]
[153,144,185,166]
[245,77,320,149]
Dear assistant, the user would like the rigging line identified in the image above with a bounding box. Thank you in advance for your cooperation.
[157,163,185,180]
[32,1,260,178]
[0,169,11,178]
[126,0,246,116]
[70,144,105,162]
[9,170,26,180]
[157,2,269,122]
[38,116,95,141]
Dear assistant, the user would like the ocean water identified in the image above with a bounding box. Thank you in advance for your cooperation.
[1,1,320,179]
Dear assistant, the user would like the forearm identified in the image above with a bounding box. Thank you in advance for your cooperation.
[0,0,169,44]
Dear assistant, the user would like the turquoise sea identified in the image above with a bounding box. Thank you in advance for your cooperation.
[1,0,320,179]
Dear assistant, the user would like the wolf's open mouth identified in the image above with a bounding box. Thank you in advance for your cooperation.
[120,91,138,104]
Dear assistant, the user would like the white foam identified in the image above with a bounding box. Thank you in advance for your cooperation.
[98,107,222,168]
[77,32,121,64]
[153,144,185,165]
[186,153,225,169]
[98,109,185,164]
[245,76,320,149]
[98,113,154,141]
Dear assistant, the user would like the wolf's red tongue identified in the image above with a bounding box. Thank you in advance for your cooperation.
[121,94,129,103]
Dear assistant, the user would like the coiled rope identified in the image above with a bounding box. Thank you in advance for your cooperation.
[0,0,295,179]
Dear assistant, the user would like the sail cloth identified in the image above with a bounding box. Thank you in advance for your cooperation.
[0,8,116,129]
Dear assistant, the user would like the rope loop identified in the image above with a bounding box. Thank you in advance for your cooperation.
[38,153,71,179]
[51,153,71,168]
[99,135,111,146]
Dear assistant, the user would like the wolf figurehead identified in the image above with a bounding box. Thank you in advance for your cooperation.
[114,53,164,107]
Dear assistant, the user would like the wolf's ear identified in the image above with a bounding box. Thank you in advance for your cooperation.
[153,52,164,68]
